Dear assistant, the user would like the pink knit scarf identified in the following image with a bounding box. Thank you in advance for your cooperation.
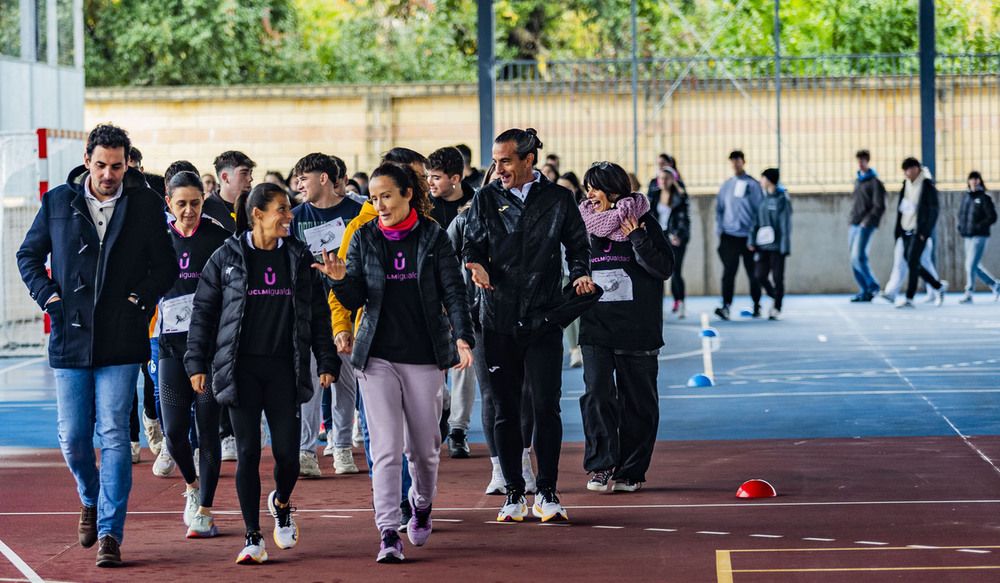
[579,193,650,241]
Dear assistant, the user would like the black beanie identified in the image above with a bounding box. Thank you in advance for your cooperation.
[762,167,780,185]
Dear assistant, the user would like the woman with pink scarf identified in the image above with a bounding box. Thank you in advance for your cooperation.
[578,162,674,493]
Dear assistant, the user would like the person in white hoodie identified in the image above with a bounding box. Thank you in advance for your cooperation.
[894,157,947,308]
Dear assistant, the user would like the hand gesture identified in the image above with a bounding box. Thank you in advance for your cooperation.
[573,275,596,296]
[465,262,493,290]
[620,216,643,237]
[334,330,354,355]
[453,339,474,371]
[312,248,346,280]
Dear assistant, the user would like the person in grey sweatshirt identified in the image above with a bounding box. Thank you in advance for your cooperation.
[714,150,763,320]
[749,168,792,320]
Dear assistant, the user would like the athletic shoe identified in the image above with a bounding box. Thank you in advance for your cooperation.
[612,478,641,492]
[960,293,973,304]
[130,441,141,464]
[587,470,612,492]
[714,305,730,320]
[671,300,679,313]
[896,299,915,309]
[236,532,267,564]
[569,346,583,368]
[267,490,298,549]
[751,304,762,318]
[532,487,568,522]
[142,411,163,457]
[497,490,528,522]
[849,293,870,302]
[318,429,327,443]
[935,280,949,306]
[398,499,412,533]
[875,292,896,304]
[186,512,218,538]
[352,415,364,448]
[522,454,536,494]
[78,505,97,548]
[221,435,237,462]
[406,489,432,546]
[260,416,268,449]
[377,529,404,563]
[182,487,200,526]
[193,448,200,478]
[299,450,322,477]
[95,535,122,568]
[448,429,470,458]
[333,448,360,474]
[486,463,506,495]
[768,307,781,321]
[323,439,336,456]
[153,448,176,477]
[677,300,686,319]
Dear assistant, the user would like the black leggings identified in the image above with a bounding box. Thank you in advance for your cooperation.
[473,330,533,457]
[231,355,300,533]
[668,241,686,301]
[159,357,222,507]
[754,250,786,310]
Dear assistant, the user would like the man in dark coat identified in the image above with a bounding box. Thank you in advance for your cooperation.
[17,124,178,567]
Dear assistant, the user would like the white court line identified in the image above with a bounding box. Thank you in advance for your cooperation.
[803,537,835,542]
[645,528,678,532]
[906,545,939,549]
[855,541,889,546]
[0,537,44,583]
[0,358,45,376]
[698,531,729,535]
[593,526,625,529]
[750,534,783,538]
[319,515,353,519]
[958,549,991,554]
[657,389,1000,400]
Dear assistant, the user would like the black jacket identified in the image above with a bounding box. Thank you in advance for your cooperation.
[430,182,475,228]
[647,188,691,245]
[17,166,178,368]
[957,188,997,238]
[894,178,939,239]
[849,173,887,227]
[330,219,474,371]
[184,235,339,407]
[463,175,591,335]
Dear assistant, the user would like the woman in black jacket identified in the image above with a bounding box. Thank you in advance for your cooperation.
[579,162,673,494]
[648,166,690,318]
[958,171,1000,303]
[326,163,473,563]
[185,182,339,565]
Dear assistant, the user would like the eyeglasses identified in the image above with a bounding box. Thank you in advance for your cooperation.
[590,161,611,170]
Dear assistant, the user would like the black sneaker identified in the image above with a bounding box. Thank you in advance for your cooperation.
[714,305,730,320]
[448,429,471,458]
[587,470,612,492]
[439,408,450,443]
[398,498,412,533]
[752,304,762,318]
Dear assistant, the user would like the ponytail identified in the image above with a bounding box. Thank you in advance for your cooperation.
[235,182,287,233]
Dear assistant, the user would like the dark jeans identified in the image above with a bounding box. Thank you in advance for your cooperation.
[474,330,534,457]
[754,250,786,310]
[903,233,942,299]
[230,355,300,533]
[669,241,686,301]
[483,327,563,492]
[718,233,761,307]
[159,357,222,507]
[579,345,659,482]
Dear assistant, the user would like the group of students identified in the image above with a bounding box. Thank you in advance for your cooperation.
[20,123,675,568]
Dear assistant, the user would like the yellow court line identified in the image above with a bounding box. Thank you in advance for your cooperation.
[725,545,1000,553]
[716,550,733,583]
[734,566,1000,573]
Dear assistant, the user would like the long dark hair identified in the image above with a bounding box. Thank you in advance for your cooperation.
[235,182,289,233]
[370,163,433,219]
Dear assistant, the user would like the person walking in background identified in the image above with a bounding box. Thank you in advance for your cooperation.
[894,157,947,309]
[848,149,886,302]
[957,171,1000,303]
[17,123,179,567]
[715,150,763,320]
[577,162,673,493]
[185,182,340,564]
[557,171,585,367]
[204,151,254,233]
[650,165,690,319]
[749,168,792,320]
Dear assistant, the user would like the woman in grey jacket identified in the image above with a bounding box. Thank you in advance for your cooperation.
[749,168,792,320]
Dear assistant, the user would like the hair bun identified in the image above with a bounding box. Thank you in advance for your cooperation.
[525,128,543,150]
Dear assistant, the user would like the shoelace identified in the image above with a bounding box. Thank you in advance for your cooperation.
[246,532,263,546]
[276,504,296,528]
[382,530,400,546]
[592,470,612,484]
[414,506,432,528]
[539,488,560,504]
[505,490,525,506]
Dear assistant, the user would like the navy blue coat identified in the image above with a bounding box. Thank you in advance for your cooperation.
[17,166,179,368]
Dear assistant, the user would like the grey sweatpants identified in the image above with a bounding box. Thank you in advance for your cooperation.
[300,352,356,451]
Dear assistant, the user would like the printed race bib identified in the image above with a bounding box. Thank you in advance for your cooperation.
[733,180,747,199]
[304,218,347,255]
[756,226,775,246]
[592,269,634,303]
[160,293,195,334]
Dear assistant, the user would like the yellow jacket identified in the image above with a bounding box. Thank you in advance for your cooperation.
[329,200,378,336]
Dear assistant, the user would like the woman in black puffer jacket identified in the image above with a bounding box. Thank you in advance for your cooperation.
[648,166,690,318]
[185,182,339,565]
[957,171,1000,302]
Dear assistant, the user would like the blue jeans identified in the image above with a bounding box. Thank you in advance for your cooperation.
[964,236,998,293]
[54,364,141,543]
[849,224,880,295]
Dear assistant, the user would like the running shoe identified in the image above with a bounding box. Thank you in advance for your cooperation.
[960,293,973,304]
[522,454,536,494]
[497,490,528,522]
[377,529,404,563]
[935,280,949,306]
[406,489,432,546]
[398,499,412,533]
[612,478,641,492]
[875,292,896,304]
[671,300,679,313]
[485,463,506,495]
[532,487,568,522]
[896,299,915,309]
[152,448,175,477]
[267,490,298,549]
[318,429,327,443]
[448,429,471,458]
[186,513,218,538]
[587,470,612,492]
[130,441,141,464]
[714,305,730,320]
[768,307,782,321]
[323,438,336,456]
[333,448,360,474]
[751,304,762,318]
[352,415,364,448]
[677,300,686,319]
[142,411,163,457]
[182,487,200,526]
[221,435,237,461]
[299,450,322,477]
[236,532,267,564]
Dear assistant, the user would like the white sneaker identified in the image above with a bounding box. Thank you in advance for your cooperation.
[532,488,568,522]
[260,416,268,449]
[485,462,506,495]
[896,299,915,309]
[323,439,336,457]
[768,307,781,320]
[352,415,364,448]
[236,532,267,564]
[333,448,360,474]
[221,435,237,462]
[142,411,163,457]
[182,487,200,526]
[960,293,973,304]
[186,512,218,538]
[153,448,176,477]
[497,491,528,522]
[569,347,583,368]
[130,441,141,464]
[935,280,949,306]
[267,490,298,549]
[522,454,536,494]
[193,448,200,478]
[677,300,686,319]
[299,450,322,477]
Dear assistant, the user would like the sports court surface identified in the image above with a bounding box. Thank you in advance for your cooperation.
[2,293,999,582]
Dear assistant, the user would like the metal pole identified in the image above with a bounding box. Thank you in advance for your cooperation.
[477,0,496,170]
[630,0,639,176]
[774,0,781,171]
[918,0,935,177]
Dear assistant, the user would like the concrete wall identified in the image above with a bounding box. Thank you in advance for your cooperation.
[0,56,84,133]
